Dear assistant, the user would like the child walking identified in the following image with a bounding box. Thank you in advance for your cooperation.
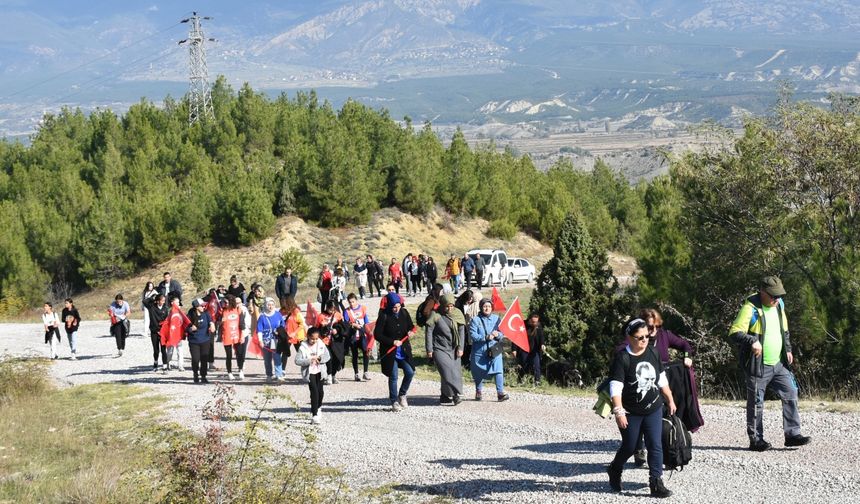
[295,327,330,425]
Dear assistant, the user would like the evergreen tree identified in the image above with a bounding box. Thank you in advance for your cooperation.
[190,249,212,294]
[529,211,616,382]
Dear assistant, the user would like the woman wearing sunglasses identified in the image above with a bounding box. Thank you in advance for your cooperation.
[607,318,676,498]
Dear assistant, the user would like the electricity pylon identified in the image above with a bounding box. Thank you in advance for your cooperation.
[179,12,215,124]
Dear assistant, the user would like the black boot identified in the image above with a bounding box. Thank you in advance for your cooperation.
[607,465,622,492]
[649,477,672,498]
[634,449,647,467]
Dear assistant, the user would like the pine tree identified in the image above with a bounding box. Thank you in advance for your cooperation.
[190,249,211,294]
[529,211,616,382]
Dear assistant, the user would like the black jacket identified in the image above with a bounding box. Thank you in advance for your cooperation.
[374,309,415,377]
[143,297,169,334]
[275,274,298,301]
[157,279,183,303]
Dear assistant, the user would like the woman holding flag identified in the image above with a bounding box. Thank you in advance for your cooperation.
[469,298,509,401]
[374,293,416,412]
[316,300,346,385]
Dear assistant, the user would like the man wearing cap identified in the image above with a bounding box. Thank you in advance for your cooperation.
[729,275,811,451]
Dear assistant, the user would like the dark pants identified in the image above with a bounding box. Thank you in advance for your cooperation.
[517,351,542,383]
[150,331,168,364]
[189,341,211,380]
[308,373,324,415]
[208,333,216,364]
[464,271,474,290]
[350,337,369,374]
[224,341,247,373]
[370,275,384,295]
[112,320,130,350]
[392,279,401,294]
[610,407,664,479]
[410,274,421,293]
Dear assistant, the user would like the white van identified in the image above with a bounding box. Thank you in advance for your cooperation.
[467,249,509,287]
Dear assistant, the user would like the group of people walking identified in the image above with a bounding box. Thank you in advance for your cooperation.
[41,261,813,498]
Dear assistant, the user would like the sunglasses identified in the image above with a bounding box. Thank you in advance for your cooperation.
[631,335,649,341]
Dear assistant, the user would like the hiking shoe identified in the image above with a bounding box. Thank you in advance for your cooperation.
[453,395,463,406]
[363,372,371,381]
[475,390,483,401]
[398,395,408,408]
[391,401,403,412]
[749,439,772,452]
[497,392,510,402]
[633,449,647,467]
[607,465,622,492]
[785,435,811,447]
[193,377,200,384]
[649,477,672,498]
[440,396,453,404]
[355,373,361,382]
[201,378,209,384]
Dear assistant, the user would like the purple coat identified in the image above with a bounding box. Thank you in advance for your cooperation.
[616,328,694,364]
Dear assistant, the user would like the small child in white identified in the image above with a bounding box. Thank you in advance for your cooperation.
[295,327,331,425]
[42,302,61,359]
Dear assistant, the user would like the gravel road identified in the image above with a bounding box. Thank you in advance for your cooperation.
[4,304,859,503]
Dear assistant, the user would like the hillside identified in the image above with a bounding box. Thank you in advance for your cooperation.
[67,208,538,319]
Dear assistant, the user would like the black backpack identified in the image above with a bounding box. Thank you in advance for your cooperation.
[662,413,692,471]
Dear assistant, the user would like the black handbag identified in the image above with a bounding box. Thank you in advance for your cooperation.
[487,341,504,359]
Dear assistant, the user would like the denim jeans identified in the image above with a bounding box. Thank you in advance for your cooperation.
[263,348,283,378]
[611,407,664,479]
[66,331,78,354]
[389,359,414,403]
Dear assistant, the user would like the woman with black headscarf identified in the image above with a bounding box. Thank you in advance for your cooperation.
[374,293,416,412]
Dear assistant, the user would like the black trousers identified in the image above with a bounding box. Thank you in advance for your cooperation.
[150,331,168,364]
[350,337,369,374]
[224,341,247,373]
[369,275,384,295]
[308,373,324,415]
[189,341,211,380]
[112,320,130,350]
[465,271,474,290]
[208,333,216,364]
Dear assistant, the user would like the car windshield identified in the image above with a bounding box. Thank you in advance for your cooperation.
[474,254,491,265]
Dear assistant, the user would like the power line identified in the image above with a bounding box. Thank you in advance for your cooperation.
[1,21,186,101]
[179,13,215,124]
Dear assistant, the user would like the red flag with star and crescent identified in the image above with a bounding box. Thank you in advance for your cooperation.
[305,300,319,329]
[499,297,529,353]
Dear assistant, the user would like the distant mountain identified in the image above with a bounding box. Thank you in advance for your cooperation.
[1,0,858,137]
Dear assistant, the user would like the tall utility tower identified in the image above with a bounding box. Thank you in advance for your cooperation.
[179,12,215,124]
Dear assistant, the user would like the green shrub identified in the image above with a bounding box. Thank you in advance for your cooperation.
[267,247,311,284]
[487,219,517,240]
[190,249,212,293]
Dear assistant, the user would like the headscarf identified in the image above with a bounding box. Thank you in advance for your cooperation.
[263,297,277,316]
[385,292,401,315]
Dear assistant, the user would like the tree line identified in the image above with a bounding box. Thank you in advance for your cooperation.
[0,77,645,308]
[1,79,857,396]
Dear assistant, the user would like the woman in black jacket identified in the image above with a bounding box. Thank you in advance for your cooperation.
[374,293,416,411]
[515,313,546,385]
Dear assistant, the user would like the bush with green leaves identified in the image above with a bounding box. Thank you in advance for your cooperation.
[190,249,212,293]
[268,247,312,284]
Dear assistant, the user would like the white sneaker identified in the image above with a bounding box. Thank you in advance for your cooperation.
[277,376,287,382]
[398,395,408,408]
[311,415,321,425]
[238,370,245,380]
[332,376,339,384]
[178,366,185,372]
[391,401,403,412]
[118,349,123,357]
[70,354,77,361]
[326,375,332,385]
[363,372,371,381]
[227,373,235,380]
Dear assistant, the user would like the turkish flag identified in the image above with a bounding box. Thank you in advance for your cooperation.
[364,321,376,351]
[305,300,319,329]
[499,297,529,353]
[491,287,507,312]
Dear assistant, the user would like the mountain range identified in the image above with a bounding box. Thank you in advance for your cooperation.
[1,0,858,138]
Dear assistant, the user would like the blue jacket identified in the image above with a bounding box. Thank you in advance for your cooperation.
[469,313,504,374]
[275,273,298,301]
[187,310,213,344]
